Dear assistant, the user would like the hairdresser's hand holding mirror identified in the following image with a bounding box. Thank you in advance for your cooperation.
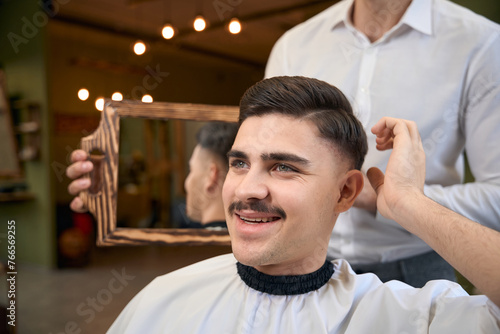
[66,149,93,213]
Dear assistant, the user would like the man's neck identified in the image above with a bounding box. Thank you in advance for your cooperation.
[352,0,412,42]
[200,203,226,225]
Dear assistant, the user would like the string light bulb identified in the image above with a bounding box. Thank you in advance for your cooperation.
[142,94,153,103]
[133,40,146,55]
[95,97,104,111]
[228,18,241,34]
[193,15,206,32]
[78,88,89,101]
[162,23,175,39]
[112,92,123,101]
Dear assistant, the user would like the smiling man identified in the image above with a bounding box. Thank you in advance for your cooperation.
[107,77,500,333]
[223,82,365,277]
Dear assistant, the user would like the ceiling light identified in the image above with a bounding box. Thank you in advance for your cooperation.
[193,15,206,32]
[162,23,175,39]
[78,88,89,101]
[228,18,241,34]
[133,40,146,55]
[142,95,153,103]
[112,92,123,101]
[95,97,104,111]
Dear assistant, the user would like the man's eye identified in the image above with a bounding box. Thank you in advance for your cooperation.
[230,160,248,169]
[275,164,294,172]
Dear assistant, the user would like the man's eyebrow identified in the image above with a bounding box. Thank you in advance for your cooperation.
[262,152,310,165]
[227,150,310,166]
[227,149,248,160]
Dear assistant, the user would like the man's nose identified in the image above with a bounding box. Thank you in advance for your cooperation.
[234,169,269,202]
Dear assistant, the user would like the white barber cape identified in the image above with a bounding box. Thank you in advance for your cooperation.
[108,254,500,333]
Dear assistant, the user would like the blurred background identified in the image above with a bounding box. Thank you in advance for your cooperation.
[0,0,499,332]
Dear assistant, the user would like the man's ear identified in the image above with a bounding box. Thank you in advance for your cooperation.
[205,162,221,195]
[334,170,364,213]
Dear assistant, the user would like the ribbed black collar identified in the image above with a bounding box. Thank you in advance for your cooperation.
[236,260,334,295]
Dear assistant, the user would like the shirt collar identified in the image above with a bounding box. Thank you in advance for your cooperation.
[237,260,334,295]
[330,0,354,30]
[399,0,433,36]
[330,0,433,36]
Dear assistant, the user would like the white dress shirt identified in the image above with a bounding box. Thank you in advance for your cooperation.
[265,0,500,264]
[107,254,500,333]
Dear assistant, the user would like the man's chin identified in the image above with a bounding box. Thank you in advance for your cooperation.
[231,247,261,267]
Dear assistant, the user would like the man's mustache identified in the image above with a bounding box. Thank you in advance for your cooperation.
[228,201,287,220]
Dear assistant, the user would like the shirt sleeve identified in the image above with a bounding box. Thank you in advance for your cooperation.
[264,34,289,78]
[423,32,500,231]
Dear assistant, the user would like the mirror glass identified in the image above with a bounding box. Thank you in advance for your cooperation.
[116,118,210,230]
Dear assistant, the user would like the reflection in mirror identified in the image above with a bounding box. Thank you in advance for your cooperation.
[117,119,214,230]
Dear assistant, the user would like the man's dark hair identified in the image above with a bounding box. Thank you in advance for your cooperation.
[239,76,367,170]
[197,122,239,169]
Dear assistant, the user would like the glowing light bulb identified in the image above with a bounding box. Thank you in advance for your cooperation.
[95,97,104,111]
[142,94,153,103]
[228,18,241,34]
[112,92,123,101]
[193,15,206,32]
[162,24,175,39]
[78,88,89,101]
[133,40,146,55]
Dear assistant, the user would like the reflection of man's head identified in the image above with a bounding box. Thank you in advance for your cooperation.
[184,122,238,222]
[223,76,367,275]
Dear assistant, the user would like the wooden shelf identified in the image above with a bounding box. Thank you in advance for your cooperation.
[0,191,36,203]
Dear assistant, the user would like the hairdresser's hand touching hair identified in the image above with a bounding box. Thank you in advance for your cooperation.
[66,149,92,213]
[366,117,426,222]
[367,117,500,308]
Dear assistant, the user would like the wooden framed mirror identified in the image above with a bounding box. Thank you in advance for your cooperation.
[80,99,239,246]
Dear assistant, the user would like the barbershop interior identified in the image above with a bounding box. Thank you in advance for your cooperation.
[1,0,499,333]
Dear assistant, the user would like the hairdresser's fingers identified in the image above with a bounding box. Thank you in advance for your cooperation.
[366,167,385,195]
[70,149,88,163]
[372,117,419,151]
[67,178,91,196]
[66,160,93,180]
[70,196,88,213]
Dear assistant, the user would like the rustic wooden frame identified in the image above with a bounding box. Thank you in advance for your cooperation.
[80,99,239,246]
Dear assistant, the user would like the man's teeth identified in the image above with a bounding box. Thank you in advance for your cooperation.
[240,216,279,223]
